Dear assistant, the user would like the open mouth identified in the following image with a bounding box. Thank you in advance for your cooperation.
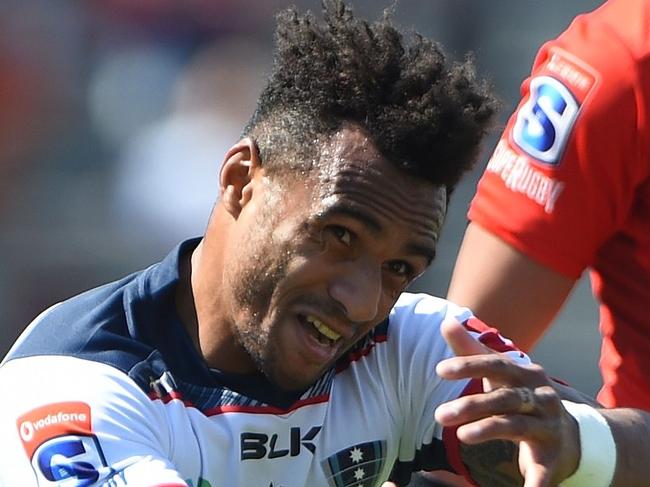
[298,313,342,347]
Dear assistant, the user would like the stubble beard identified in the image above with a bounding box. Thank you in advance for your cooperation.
[230,212,294,388]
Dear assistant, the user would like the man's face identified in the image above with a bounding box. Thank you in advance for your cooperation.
[222,126,447,391]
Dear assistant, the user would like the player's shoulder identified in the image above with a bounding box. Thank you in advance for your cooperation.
[494,0,648,178]
[0,353,174,485]
[2,270,144,366]
[0,354,151,406]
[390,293,529,364]
[575,0,650,57]
[1,240,202,373]
[336,294,471,371]
[391,292,472,322]
[548,0,650,84]
[388,292,473,339]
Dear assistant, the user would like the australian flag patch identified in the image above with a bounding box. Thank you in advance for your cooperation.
[323,440,386,487]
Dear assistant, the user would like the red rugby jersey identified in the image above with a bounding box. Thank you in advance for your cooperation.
[469,0,650,408]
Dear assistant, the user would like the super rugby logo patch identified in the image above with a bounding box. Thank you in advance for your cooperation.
[512,76,579,165]
[323,440,386,487]
[511,47,598,166]
[17,401,111,486]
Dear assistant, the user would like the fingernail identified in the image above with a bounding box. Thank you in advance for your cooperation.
[435,404,459,422]
[458,425,480,442]
[436,361,453,376]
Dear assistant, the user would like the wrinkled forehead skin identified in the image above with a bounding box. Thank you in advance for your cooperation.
[312,126,447,246]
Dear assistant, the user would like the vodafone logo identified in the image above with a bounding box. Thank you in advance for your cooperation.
[19,411,89,442]
[19,421,34,442]
[16,401,93,458]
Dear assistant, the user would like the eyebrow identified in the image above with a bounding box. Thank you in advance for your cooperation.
[317,203,437,265]
[317,204,382,235]
[407,243,436,266]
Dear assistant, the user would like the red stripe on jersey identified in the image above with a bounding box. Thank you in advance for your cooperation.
[203,394,330,416]
[148,390,330,416]
[148,390,194,408]
[464,317,525,358]
[442,379,483,486]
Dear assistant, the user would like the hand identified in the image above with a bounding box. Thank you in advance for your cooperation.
[433,319,580,487]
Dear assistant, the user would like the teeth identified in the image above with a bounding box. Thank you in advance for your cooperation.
[306,315,341,341]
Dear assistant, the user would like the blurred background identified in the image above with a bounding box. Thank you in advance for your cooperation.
[0,0,602,395]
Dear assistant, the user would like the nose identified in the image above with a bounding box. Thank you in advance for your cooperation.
[327,256,382,324]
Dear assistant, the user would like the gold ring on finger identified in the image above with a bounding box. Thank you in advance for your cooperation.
[516,387,536,414]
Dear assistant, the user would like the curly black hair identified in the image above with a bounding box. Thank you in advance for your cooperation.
[243,0,498,191]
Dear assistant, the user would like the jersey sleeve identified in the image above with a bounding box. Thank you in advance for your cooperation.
[469,2,650,278]
[385,294,530,484]
[0,355,189,487]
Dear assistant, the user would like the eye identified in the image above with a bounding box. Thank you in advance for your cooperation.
[385,260,413,278]
[328,225,352,246]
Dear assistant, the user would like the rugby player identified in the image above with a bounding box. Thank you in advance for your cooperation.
[1,1,644,486]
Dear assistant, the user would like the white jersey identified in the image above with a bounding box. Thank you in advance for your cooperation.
[0,239,528,487]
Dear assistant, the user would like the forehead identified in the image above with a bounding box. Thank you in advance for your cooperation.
[312,127,447,239]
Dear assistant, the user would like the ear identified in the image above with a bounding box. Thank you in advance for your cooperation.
[219,137,263,217]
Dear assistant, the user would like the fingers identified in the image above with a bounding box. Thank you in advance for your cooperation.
[440,318,491,357]
[521,463,552,487]
[436,385,562,442]
[437,385,561,423]
[455,414,556,445]
[437,354,549,387]
[437,319,569,487]
[516,387,536,413]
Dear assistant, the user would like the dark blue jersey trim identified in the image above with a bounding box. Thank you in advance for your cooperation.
[5,238,384,410]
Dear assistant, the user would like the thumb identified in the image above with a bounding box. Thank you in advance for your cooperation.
[440,318,491,357]
[522,464,551,487]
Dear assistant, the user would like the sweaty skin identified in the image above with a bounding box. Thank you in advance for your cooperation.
[179,124,447,392]
[178,126,613,487]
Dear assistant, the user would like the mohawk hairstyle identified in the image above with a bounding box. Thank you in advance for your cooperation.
[243,0,498,191]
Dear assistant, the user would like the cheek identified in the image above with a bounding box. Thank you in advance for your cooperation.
[381,277,404,302]
[272,230,330,277]
[227,241,287,317]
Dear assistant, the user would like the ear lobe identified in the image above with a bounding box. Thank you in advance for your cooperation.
[219,138,262,217]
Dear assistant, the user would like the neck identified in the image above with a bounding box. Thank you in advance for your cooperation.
[175,245,200,352]
[176,212,258,375]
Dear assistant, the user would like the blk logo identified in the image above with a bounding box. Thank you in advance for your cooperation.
[240,426,322,460]
[513,76,580,165]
